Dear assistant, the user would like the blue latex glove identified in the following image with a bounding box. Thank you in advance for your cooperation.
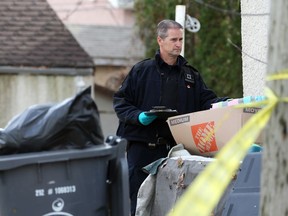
[248,144,263,153]
[138,112,157,126]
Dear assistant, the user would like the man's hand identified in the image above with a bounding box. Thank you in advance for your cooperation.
[138,112,157,126]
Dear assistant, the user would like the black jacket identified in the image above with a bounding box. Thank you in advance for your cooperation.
[113,51,228,144]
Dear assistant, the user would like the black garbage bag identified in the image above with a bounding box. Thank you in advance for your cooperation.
[0,87,104,155]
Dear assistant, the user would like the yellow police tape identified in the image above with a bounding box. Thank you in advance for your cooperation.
[168,71,288,216]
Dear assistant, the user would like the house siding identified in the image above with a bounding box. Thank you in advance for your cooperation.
[0,73,93,128]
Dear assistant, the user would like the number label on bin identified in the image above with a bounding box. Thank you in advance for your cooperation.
[35,185,76,197]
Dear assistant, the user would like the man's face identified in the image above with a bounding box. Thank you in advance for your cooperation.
[158,28,183,57]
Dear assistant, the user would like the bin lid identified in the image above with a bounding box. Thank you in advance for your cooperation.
[0,144,115,171]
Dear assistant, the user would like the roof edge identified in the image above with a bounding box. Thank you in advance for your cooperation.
[0,66,93,76]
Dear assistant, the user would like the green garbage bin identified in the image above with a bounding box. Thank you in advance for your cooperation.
[0,136,129,216]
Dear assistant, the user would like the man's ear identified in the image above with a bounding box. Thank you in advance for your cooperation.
[157,36,162,45]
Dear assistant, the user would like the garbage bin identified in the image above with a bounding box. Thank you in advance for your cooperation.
[0,136,129,216]
[222,152,262,216]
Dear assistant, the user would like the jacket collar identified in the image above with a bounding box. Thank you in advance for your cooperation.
[154,50,187,67]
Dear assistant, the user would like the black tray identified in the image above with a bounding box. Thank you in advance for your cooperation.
[144,109,178,119]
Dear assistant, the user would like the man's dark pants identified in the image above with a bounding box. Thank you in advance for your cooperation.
[127,142,170,216]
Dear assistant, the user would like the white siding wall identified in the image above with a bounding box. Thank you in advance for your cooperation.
[241,0,270,96]
[0,74,93,128]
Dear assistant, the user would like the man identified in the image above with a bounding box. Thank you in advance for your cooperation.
[113,19,228,215]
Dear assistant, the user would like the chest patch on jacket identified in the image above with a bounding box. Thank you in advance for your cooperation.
[183,68,195,89]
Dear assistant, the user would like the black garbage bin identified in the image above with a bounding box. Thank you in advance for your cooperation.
[222,152,262,216]
[0,136,129,216]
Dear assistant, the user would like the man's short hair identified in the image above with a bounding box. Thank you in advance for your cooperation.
[157,19,183,39]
